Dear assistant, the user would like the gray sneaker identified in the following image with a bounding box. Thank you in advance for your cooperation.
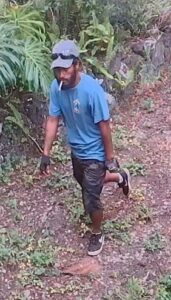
[118,168,131,196]
[88,233,104,256]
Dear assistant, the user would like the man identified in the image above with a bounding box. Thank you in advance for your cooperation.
[40,40,131,256]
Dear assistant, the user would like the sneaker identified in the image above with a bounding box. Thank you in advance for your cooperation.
[88,233,104,256]
[118,168,131,196]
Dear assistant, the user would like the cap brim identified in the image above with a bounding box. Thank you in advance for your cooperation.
[51,57,73,69]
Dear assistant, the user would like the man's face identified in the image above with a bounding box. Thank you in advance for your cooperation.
[53,63,79,89]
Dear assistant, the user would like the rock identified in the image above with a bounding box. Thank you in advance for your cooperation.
[122,53,144,70]
[105,92,117,111]
[131,39,145,57]
[62,257,102,276]
[152,39,165,68]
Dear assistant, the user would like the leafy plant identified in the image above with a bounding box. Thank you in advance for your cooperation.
[0,23,22,92]
[123,160,146,176]
[142,98,155,113]
[156,275,171,300]
[52,138,70,164]
[79,13,117,78]
[136,204,152,222]
[5,4,46,41]
[0,2,52,96]
[0,153,17,183]
[103,277,147,300]
[144,233,165,252]
[114,69,134,89]
[44,173,73,191]
[139,62,161,85]
[124,278,147,300]
[113,125,128,149]
[103,219,131,243]
[30,249,54,267]
[108,0,168,35]
[21,39,51,95]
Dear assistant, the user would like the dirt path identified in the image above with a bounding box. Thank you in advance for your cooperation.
[0,71,171,300]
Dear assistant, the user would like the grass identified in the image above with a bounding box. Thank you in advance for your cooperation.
[103,219,131,243]
[103,277,148,300]
[142,98,155,113]
[144,233,165,252]
[156,274,171,300]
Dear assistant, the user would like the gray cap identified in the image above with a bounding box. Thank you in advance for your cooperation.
[51,40,79,69]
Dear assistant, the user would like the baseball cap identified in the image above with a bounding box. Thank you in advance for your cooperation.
[51,40,79,69]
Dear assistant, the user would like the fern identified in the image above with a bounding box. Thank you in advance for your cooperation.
[21,39,52,95]
[5,4,46,41]
[0,23,22,93]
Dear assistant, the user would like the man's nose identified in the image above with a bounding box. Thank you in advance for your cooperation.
[58,69,67,79]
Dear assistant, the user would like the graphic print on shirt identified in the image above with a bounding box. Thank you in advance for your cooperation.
[73,99,80,114]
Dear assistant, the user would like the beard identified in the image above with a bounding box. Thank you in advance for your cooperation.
[59,67,78,90]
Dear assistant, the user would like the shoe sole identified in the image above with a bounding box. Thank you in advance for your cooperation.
[122,168,131,196]
[87,236,104,256]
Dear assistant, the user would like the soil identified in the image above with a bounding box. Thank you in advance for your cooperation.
[0,69,171,300]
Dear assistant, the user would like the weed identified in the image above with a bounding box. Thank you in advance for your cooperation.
[30,249,54,267]
[6,198,23,223]
[144,233,165,252]
[142,98,155,113]
[113,125,128,150]
[9,290,31,300]
[48,280,90,296]
[123,160,146,176]
[125,278,148,300]
[18,268,44,288]
[156,274,171,300]
[103,277,148,300]
[103,219,131,243]
[136,204,152,222]
[52,138,70,164]
[22,173,34,188]
[69,204,85,223]
[0,154,29,184]
[44,172,73,191]
[8,198,18,210]
[130,188,145,202]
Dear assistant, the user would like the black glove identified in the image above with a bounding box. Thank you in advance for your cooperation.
[105,158,120,173]
[40,154,50,174]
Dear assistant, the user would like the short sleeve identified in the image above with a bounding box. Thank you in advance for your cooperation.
[49,79,62,117]
[89,85,110,124]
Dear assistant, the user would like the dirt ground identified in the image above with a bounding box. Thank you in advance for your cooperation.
[0,70,171,300]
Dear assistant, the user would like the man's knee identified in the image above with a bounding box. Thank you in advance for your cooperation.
[83,192,103,214]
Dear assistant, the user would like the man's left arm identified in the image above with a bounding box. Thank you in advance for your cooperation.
[98,120,114,161]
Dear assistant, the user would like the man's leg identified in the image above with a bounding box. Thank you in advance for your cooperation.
[90,209,103,234]
[104,171,119,183]
[82,160,105,255]
[104,169,131,196]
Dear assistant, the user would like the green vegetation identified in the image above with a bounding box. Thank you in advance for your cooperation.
[103,277,148,300]
[123,160,146,176]
[156,275,171,300]
[144,233,166,252]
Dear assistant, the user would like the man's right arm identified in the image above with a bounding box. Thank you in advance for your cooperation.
[43,116,59,156]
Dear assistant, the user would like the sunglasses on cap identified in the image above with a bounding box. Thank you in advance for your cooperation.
[51,53,78,60]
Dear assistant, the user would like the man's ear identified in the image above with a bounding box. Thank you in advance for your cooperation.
[75,62,80,71]
[73,59,80,69]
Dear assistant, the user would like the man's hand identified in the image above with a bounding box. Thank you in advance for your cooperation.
[105,158,120,173]
[40,154,50,174]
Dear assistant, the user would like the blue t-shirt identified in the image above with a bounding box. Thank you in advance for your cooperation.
[49,73,110,161]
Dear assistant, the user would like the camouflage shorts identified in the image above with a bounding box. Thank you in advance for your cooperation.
[71,154,106,214]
